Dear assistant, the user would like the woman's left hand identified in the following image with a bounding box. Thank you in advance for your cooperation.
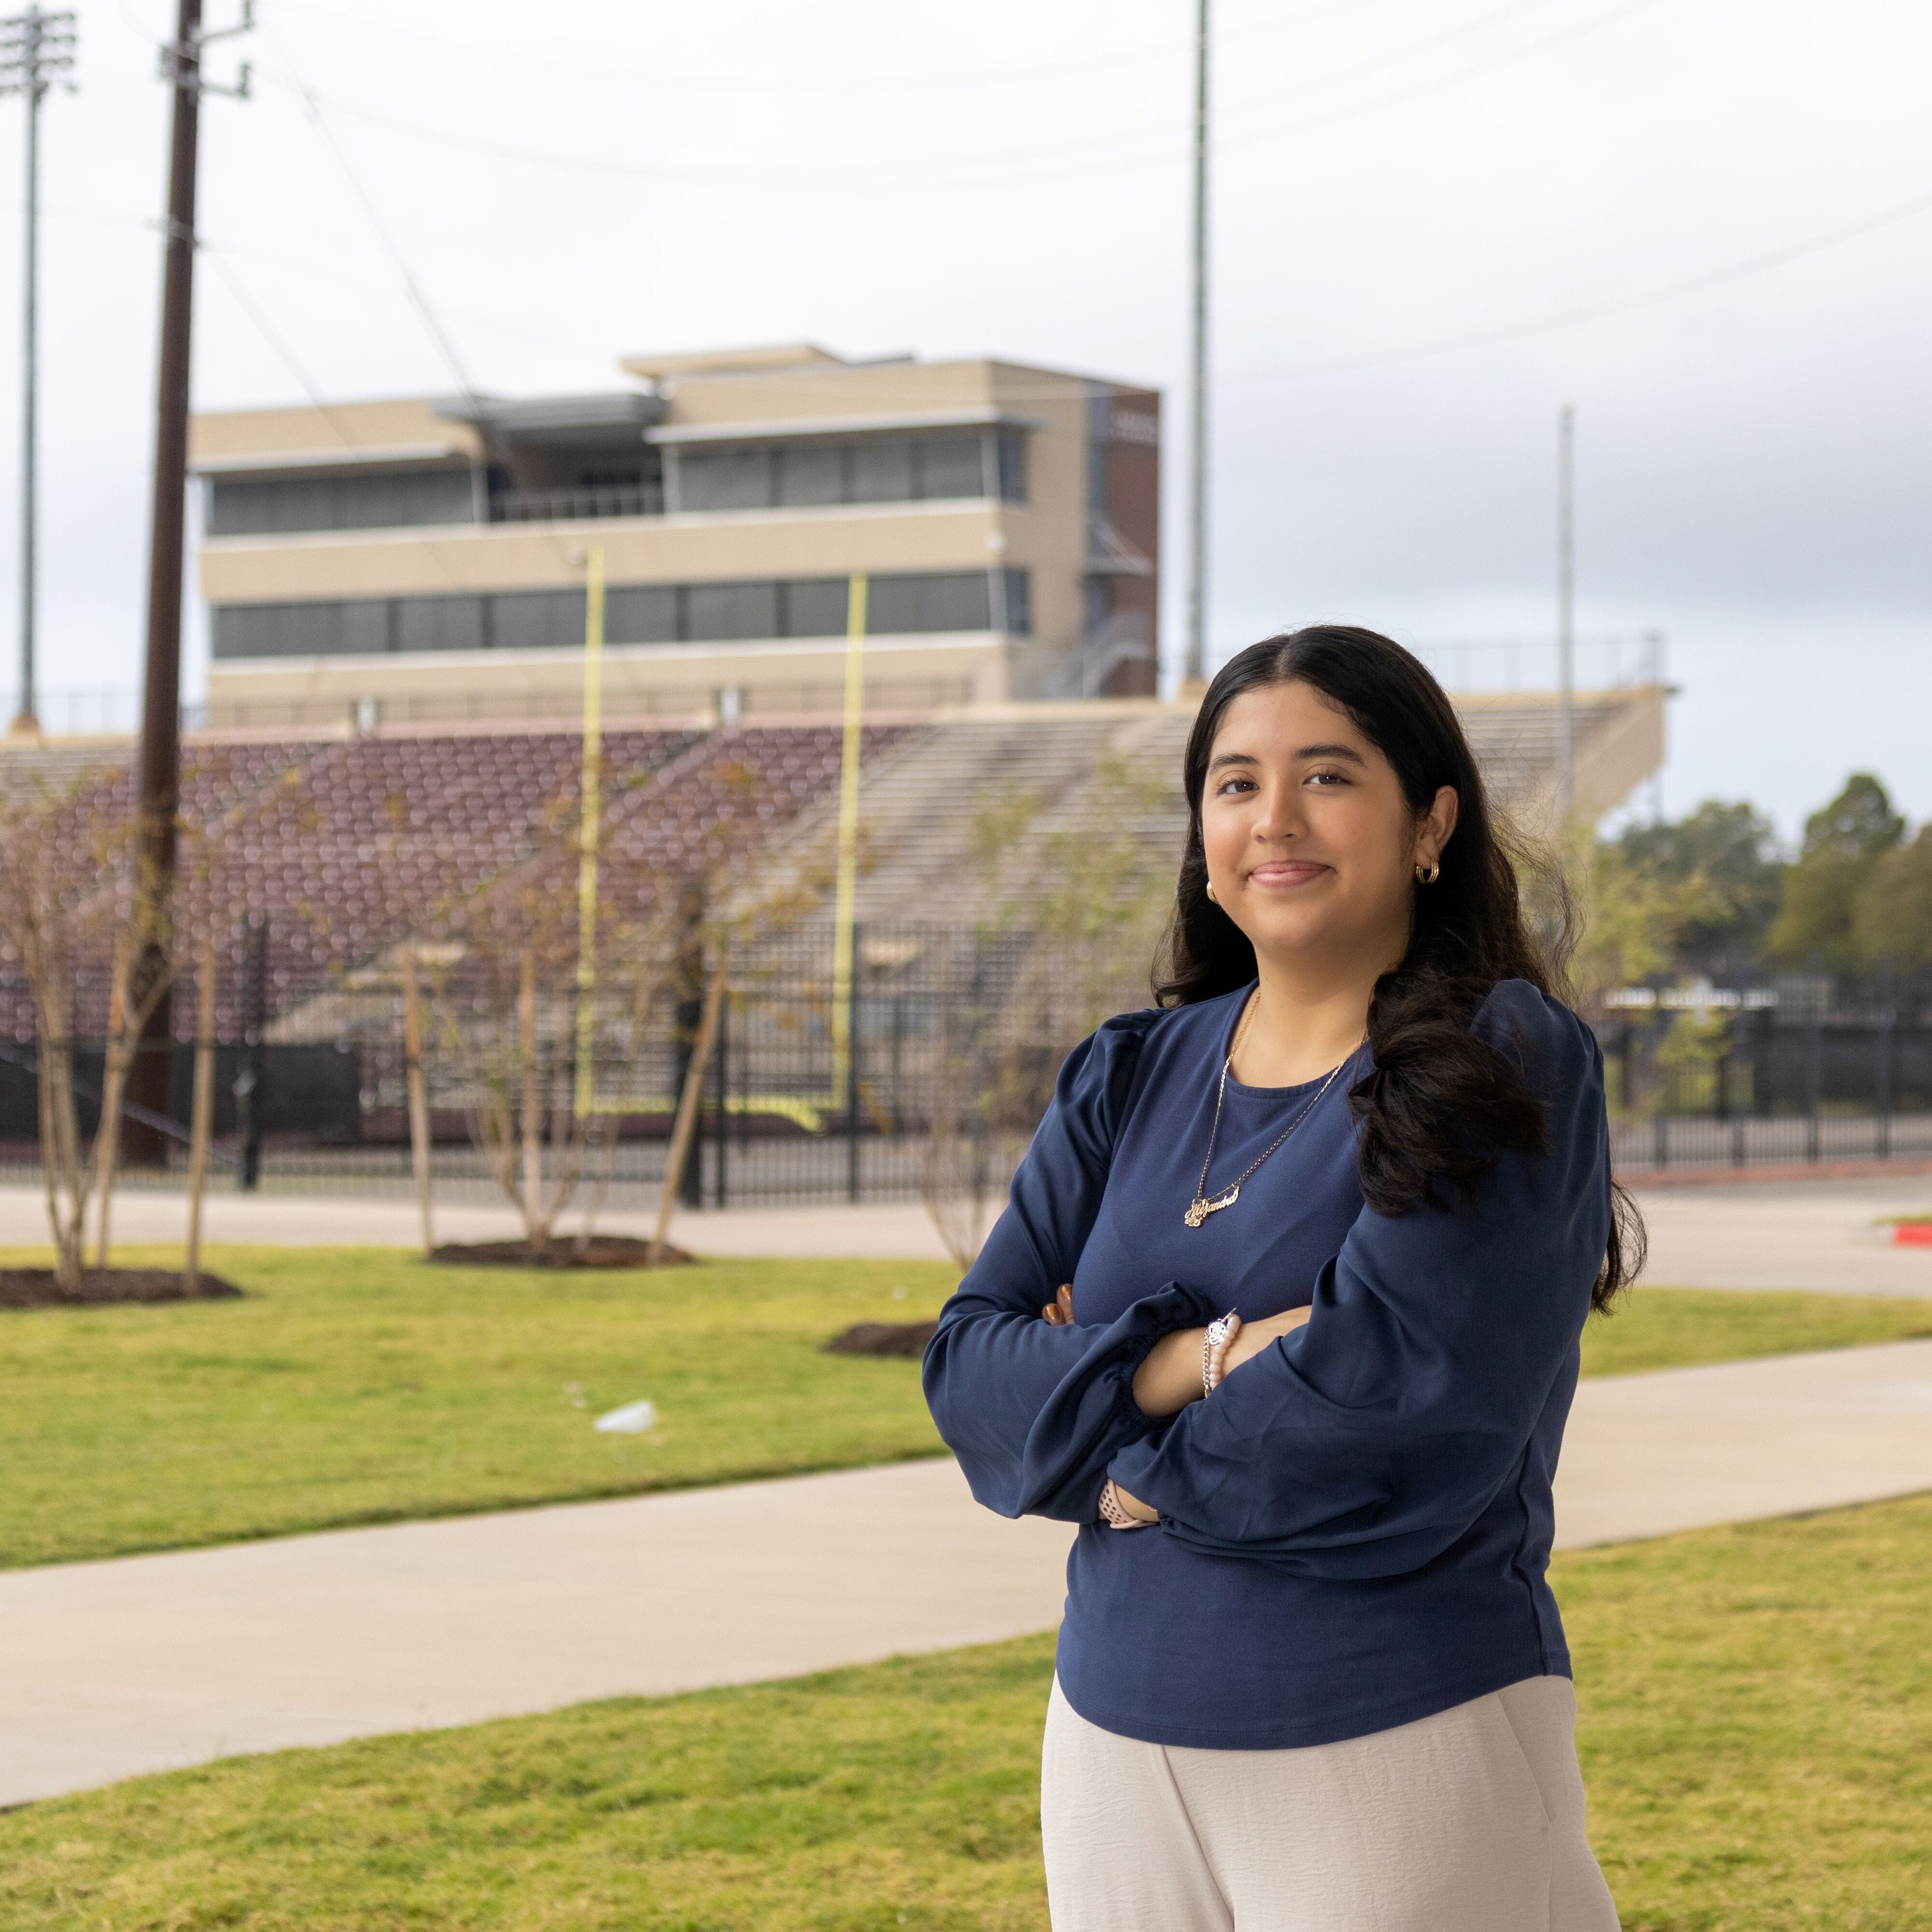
[1108,1483,1160,1524]
[1219,1305,1312,1378]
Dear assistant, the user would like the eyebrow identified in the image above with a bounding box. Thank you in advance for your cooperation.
[1207,742,1368,772]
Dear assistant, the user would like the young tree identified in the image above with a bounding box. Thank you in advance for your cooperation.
[0,771,185,1290]
[918,752,1178,1266]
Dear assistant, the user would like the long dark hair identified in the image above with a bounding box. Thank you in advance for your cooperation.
[1154,626,1641,1312]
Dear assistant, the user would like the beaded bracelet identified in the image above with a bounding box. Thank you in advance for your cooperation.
[1203,1311,1244,1395]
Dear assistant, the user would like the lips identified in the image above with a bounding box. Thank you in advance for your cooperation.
[1245,861,1330,888]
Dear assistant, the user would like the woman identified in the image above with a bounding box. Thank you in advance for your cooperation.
[923,627,1637,1931]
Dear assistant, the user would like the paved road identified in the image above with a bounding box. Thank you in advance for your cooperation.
[5,1337,1932,1810]
[3,1175,1931,1290]
[1629,1175,1932,1295]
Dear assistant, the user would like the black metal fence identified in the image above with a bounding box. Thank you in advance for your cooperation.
[4,942,1928,1205]
[1603,983,1932,1172]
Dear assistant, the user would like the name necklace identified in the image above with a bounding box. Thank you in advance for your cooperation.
[1184,996,1363,1229]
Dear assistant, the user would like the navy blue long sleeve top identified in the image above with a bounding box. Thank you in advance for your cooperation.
[922,978,1612,1750]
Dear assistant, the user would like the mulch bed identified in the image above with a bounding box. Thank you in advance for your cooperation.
[823,1320,938,1358]
[0,1269,243,1310]
[427,1236,694,1269]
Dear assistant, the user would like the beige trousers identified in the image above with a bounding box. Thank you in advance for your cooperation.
[1041,1675,1619,1932]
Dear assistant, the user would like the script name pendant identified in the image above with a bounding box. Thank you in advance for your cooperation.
[1183,1184,1241,1229]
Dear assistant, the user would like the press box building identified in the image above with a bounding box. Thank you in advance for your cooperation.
[190,343,1162,728]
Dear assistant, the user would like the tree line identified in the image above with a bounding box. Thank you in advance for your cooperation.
[1577,771,1932,996]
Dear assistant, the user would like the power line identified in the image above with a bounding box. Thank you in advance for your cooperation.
[1227,183,1932,384]
[251,0,1666,198]
[285,74,484,407]
[199,242,361,444]
[270,0,1407,99]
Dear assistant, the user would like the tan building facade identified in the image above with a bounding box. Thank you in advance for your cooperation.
[191,345,1161,729]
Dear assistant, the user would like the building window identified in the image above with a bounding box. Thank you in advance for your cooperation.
[775,445,846,507]
[210,567,1023,661]
[606,584,680,645]
[687,580,781,641]
[395,595,487,654]
[677,449,774,512]
[671,429,1027,514]
[994,429,1027,503]
[1003,568,1032,636]
[781,577,851,638]
[849,438,915,504]
[910,435,983,500]
[205,468,476,538]
[493,589,587,652]
[211,599,390,657]
[868,571,989,634]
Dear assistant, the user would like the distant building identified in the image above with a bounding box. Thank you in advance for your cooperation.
[189,343,1160,729]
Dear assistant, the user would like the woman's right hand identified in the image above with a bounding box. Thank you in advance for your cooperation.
[1219,1305,1311,1379]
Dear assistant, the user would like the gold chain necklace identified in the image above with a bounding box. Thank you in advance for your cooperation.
[1184,995,1363,1229]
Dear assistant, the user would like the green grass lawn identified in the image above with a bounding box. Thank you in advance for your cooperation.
[1578,1284,1932,1378]
[3,1491,1928,1931]
[5,1244,1932,1570]
[0,1245,959,1571]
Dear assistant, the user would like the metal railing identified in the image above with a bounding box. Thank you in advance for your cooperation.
[487,483,665,524]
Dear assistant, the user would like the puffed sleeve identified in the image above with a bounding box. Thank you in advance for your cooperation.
[1104,982,1610,1577]
[923,1010,1220,1523]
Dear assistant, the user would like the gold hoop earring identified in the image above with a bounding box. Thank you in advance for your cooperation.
[1415,861,1440,885]
[1205,881,1219,904]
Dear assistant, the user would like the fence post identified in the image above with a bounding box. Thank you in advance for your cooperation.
[235,913,269,1191]
[1805,1005,1823,1165]
[672,883,706,1209]
[1875,978,1894,1162]
[846,922,863,1205]
[711,983,729,1209]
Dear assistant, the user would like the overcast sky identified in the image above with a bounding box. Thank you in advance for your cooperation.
[1,0,1927,840]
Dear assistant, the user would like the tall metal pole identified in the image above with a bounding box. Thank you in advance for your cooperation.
[1182,0,1209,690]
[124,0,205,1159]
[1,6,75,736]
[17,19,37,732]
[1555,402,1576,827]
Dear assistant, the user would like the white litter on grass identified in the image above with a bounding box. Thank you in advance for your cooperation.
[594,1399,657,1435]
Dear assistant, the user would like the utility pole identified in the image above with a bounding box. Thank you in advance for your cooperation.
[1182,0,1209,692]
[1555,402,1576,828]
[0,6,76,736]
[124,0,251,1160]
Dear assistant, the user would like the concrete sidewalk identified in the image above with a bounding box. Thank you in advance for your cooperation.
[5,1336,1932,1810]
[0,1184,952,1261]
[4,1173,1931,1290]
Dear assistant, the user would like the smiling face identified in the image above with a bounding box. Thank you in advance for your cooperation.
[1199,678,1458,979]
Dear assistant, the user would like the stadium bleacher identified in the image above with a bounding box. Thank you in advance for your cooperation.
[0,684,1662,1037]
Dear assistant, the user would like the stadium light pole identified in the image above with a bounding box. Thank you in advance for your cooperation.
[1555,402,1576,827]
[1182,0,1209,692]
[0,6,77,737]
[126,0,251,1161]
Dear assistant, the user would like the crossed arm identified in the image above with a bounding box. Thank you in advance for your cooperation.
[923,985,1609,1569]
[1038,1283,1310,1523]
